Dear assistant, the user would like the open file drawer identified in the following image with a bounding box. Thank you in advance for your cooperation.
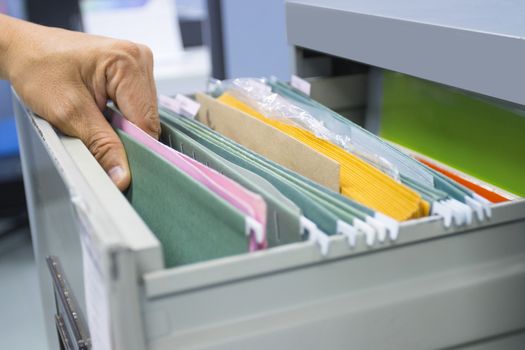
[14,84,525,350]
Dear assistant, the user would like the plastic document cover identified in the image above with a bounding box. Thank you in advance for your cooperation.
[214,91,428,221]
[266,78,492,225]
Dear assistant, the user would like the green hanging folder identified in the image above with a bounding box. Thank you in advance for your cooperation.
[117,130,248,267]
[160,121,302,246]
[160,108,389,243]
[160,111,341,236]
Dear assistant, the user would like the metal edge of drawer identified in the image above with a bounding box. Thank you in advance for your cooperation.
[14,94,154,350]
[143,180,524,298]
[17,101,164,276]
[47,256,91,350]
[139,102,525,347]
[19,87,520,305]
[142,71,524,298]
[60,133,163,276]
[15,89,524,349]
[143,216,525,350]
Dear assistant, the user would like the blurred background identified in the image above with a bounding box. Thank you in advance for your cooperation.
[2,1,524,349]
[0,1,290,348]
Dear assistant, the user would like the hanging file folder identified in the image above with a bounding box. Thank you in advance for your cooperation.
[117,130,251,266]
[267,78,491,222]
[160,121,303,247]
[160,106,398,249]
[194,92,341,192]
[212,91,428,221]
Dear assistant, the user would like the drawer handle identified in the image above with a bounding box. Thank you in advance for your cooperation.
[47,256,91,350]
[55,314,74,350]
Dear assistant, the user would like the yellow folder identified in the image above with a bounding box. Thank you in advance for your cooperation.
[218,93,429,221]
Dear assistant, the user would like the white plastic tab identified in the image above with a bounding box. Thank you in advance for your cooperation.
[432,201,452,228]
[374,212,400,240]
[290,74,311,96]
[245,216,264,244]
[446,199,465,226]
[337,220,357,247]
[353,218,375,246]
[300,217,330,255]
[458,199,473,225]
[366,216,387,242]
[315,230,331,256]
[159,94,201,119]
[300,216,318,237]
[465,196,484,222]
[158,94,178,113]
[473,193,492,218]
[449,198,473,226]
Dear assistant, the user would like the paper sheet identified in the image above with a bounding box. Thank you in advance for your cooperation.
[195,93,341,192]
[73,197,113,350]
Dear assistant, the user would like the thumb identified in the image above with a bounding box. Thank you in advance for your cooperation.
[78,103,131,191]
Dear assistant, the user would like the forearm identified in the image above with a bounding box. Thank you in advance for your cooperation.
[0,14,21,80]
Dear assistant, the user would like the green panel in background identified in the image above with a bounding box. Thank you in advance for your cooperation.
[380,71,525,197]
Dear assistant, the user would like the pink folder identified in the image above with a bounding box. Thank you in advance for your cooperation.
[110,110,267,251]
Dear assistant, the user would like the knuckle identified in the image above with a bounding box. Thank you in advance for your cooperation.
[52,98,80,129]
[105,42,154,77]
[117,41,142,60]
[140,45,154,62]
[86,130,120,163]
[106,41,144,73]
[141,103,161,136]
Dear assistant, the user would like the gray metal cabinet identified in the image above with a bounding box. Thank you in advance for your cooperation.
[14,1,525,349]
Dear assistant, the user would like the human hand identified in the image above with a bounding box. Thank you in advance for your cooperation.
[2,15,159,190]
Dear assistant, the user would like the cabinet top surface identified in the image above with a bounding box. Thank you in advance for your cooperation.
[288,0,525,38]
[287,0,525,106]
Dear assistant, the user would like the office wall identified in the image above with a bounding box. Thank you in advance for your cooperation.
[220,0,291,80]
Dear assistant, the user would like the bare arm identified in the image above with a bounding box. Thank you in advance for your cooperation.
[0,14,159,190]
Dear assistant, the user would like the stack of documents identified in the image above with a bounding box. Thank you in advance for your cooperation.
[110,109,266,267]
[213,78,492,224]
[161,99,400,249]
[108,76,495,267]
[269,77,492,220]
[217,92,428,221]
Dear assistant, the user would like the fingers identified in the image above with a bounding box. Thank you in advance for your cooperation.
[105,42,160,139]
[53,93,131,191]
[83,118,131,191]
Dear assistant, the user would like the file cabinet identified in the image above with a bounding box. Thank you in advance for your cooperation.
[15,1,525,349]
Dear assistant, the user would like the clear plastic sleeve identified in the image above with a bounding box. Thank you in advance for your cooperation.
[209,78,400,181]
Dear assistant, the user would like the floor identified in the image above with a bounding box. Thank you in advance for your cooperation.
[0,222,48,349]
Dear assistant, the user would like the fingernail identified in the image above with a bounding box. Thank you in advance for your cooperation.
[108,166,125,185]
